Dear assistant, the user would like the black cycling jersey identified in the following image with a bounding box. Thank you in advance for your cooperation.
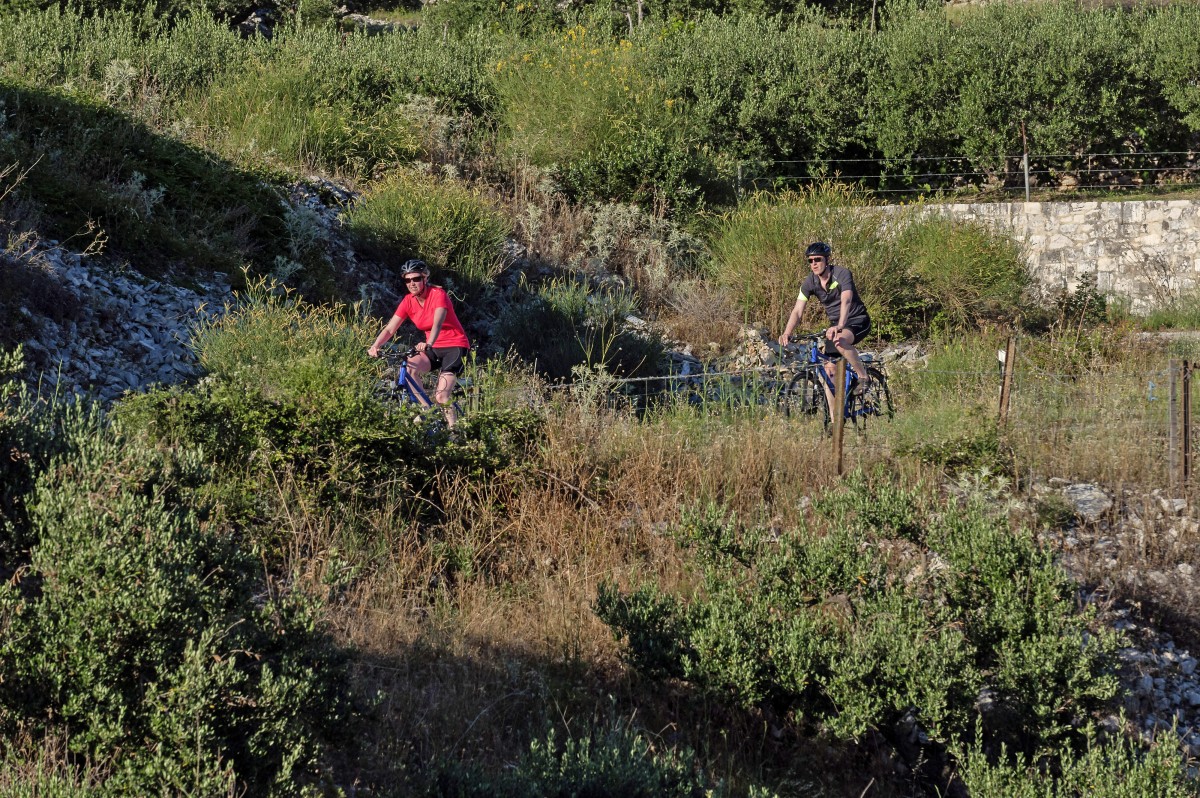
[798,264,870,329]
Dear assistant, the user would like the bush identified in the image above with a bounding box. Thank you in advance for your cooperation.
[425,0,564,35]
[345,169,512,300]
[902,422,1014,478]
[708,184,892,337]
[494,24,713,207]
[644,14,867,165]
[0,392,349,795]
[425,726,719,798]
[0,83,287,278]
[181,58,422,178]
[892,211,1029,332]
[954,728,1197,797]
[114,283,543,550]
[1141,5,1200,134]
[595,477,1119,754]
[492,276,663,382]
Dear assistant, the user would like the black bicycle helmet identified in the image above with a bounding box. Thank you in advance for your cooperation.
[805,242,832,258]
[401,258,429,276]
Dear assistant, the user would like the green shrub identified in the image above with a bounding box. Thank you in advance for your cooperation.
[492,277,663,382]
[0,82,286,277]
[892,211,1029,332]
[1055,271,1109,329]
[495,24,711,207]
[709,184,892,336]
[595,478,1119,754]
[0,398,349,795]
[425,726,719,798]
[179,53,421,178]
[644,14,866,166]
[345,169,512,299]
[902,422,1014,477]
[425,0,564,35]
[709,186,1030,338]
[954,728,1197,797]
[115,282,420,498]
[114,283,543,549]
[1141,5,1200,133]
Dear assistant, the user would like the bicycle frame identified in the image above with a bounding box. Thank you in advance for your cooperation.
[805,339,861,420]
[791,334,889,425]
[392,356,435,408]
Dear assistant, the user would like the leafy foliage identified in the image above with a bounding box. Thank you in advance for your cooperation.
[710,186,1030,338]
[595,477,1119,754]
[493,276,663,381]
[3,5,1200,213]
[0,385,349,795]
[495,24,713,208]
[953,728,1196,797]
[0,82,286,277]
[425,726,719,798]
[344,169,512,300]
[114,283,543,552]
[901,422,1014,477]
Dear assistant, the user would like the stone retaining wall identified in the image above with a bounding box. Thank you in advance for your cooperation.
[925,199,1200,313]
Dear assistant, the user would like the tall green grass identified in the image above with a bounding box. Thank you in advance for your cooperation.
[180,57,421,176]
[709,185,1030,338]
[345,169,512,296]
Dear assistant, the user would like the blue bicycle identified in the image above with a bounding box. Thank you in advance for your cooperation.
[379,347,465,428]
[778,333,894,430]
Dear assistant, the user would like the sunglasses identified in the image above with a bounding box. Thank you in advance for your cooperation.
[807,257,825,263]
[404,276,426,284]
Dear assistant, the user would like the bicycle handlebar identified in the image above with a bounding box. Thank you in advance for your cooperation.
[379,345,422,363]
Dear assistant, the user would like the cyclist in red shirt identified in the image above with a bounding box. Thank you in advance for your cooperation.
[368,259,470,427]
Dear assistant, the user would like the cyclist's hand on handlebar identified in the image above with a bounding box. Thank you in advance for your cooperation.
[368,345,380,358]
[777,333,791,347]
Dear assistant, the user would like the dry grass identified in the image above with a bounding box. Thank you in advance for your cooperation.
[659,280,746,357]
[262,326,1200,792]
[503,164,593,270]
[270,400,897,791]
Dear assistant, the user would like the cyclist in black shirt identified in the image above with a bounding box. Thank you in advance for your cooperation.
[778,242,873,394]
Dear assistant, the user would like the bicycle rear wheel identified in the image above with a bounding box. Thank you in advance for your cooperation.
[848,366,894,430]
[779,370,829,428]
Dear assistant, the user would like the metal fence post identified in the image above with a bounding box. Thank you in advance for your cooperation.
[833,359,846,475]
[1020,121,1031,202]
[1185,360,1192,485]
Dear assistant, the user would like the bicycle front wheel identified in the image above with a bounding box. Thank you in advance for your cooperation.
[779,370,829,428]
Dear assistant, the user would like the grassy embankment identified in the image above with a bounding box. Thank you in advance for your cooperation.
[2,2,1200,795]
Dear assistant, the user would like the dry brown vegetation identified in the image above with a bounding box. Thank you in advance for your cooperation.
[285,327,1200,792]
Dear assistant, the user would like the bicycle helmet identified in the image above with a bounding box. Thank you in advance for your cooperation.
[805,242,832,259]
[400,258,430,277]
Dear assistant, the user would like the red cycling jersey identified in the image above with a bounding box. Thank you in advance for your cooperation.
[393,285,470,349]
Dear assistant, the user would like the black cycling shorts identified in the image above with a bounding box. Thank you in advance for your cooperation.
[844,318,871,345]
[427,346,468,376]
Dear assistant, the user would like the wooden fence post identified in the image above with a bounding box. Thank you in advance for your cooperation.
[833,359,847,475]
[998,335,1016,427]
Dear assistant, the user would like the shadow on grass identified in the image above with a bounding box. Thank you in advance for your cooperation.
[0,81,286,279]
[336,637,891,797]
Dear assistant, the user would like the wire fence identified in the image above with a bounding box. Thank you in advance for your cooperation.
[482,344,1193,489]
[736,151,1200,199]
